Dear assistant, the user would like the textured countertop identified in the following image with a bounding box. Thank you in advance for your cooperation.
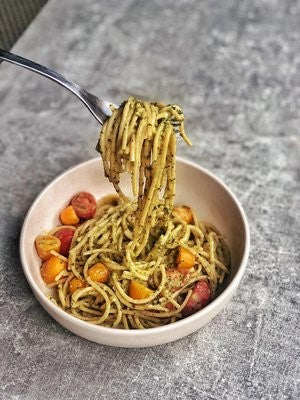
[0,1,299,399]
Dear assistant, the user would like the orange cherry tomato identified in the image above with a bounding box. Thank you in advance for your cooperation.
[35,235,61,260]
[176,246,195,271]
[173,206,193,224]
[60,205,80,225]
[129,280,153,300]
[69,277,86,294]
[41,256,67,284]
[88,263,110,283]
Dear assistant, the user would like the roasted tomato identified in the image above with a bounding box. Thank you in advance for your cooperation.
[182,280,211,317]
[70,192,97,219]
[54,228,75,256]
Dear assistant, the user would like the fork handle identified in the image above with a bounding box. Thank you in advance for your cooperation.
[0,48,108,124]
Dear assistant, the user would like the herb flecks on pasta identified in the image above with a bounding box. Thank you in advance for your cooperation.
[36,96,231,329]
[97,96,191,255]
[56,199,230,328]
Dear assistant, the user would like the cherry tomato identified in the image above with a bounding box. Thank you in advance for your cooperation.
[88,263,110,283]
[54,228,75,256]
[60,205,80,225]
[182,280,211,317]
[70,192,97,219]
[174,206,193,224]
[129,280,153,299]
[69,277,86,294]
[35,235,61,260]
[176,246,195,270]
[41,256,67,284]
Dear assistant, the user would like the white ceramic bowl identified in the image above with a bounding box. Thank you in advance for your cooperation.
[20,157,250,347]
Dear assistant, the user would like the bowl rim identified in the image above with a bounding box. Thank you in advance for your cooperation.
[19,156,250,338]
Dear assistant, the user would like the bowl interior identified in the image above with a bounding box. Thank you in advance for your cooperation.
[21,158,247,310]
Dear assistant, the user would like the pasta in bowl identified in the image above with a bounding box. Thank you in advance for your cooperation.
[33,191,230,329]
[20,157,249,347]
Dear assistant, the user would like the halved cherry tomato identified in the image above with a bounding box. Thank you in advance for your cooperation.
[182,280,211,317]
[41,256,67,284]
[88,263,110,283]
[176,246,195,271]
[35,235,61,260]
[174,206,193,224]
[60,205,80,225]
[54,228,75,256]
[71,192,96,219]
[69,277,86,294]
[129,280,153,300]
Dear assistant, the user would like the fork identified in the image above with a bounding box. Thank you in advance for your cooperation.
[0,49,183,134]
[0,48,113,124]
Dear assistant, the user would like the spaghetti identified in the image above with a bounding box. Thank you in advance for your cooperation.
[37,96,230,329]
[97,96,191,255]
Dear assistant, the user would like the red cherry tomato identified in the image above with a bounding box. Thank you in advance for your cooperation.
[54,228,75,256]
[70,192,97,219]
[182,280,211,317]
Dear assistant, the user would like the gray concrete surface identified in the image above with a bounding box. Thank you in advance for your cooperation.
[0,0,299,399]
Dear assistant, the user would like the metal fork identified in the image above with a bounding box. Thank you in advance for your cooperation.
[0,48,113,124]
